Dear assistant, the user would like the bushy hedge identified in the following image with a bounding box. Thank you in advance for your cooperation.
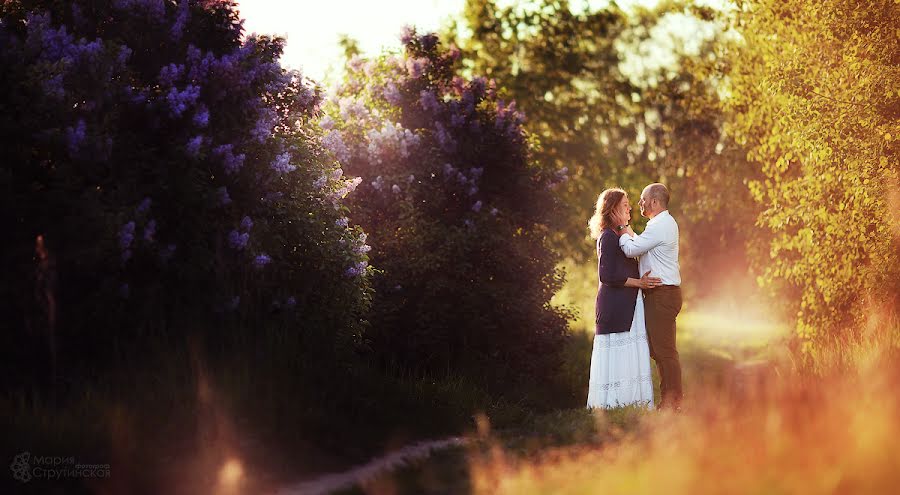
[324,28,572,395]
[0,0,370,382]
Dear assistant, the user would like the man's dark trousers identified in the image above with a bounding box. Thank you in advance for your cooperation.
[644,285,683,408]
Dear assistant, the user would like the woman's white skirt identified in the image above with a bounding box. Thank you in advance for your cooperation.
[587,290,655,410]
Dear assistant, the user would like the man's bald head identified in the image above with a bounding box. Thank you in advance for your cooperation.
[639,183,670,218]
[645,183,669,208]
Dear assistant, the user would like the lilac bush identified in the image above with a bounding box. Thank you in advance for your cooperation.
[325,27,571,393]
[0,1,370,366]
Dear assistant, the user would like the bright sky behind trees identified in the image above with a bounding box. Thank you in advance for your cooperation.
[237,0,728,84]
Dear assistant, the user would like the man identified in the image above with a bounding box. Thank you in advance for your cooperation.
[618,183,683,410]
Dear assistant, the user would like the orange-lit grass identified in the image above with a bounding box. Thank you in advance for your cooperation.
[469,324,900,494]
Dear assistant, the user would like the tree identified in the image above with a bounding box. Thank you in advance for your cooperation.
[720,0,900,348]
[0,0,370,384]
[323,27,572,398]
[451,0,762,303]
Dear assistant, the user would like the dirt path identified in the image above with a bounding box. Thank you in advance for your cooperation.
[273,437,469,495]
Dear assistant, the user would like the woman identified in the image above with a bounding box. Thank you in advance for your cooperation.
[586,188,659,409]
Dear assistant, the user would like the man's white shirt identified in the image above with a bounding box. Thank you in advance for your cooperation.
[618,210,681,286]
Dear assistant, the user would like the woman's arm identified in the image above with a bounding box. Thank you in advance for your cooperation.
[598,232,627,287]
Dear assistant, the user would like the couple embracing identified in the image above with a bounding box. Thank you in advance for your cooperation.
[586,183,683,411]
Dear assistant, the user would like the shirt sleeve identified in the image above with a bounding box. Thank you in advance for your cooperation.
[599,231,626,288]
[619,221,664,258]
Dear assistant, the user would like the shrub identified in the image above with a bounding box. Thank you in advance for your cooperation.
[0,0,370,382]
[323,27,572,398]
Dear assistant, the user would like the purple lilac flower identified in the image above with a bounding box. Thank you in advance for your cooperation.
[371,176,384,191]
[119,221,136,249]
[472,201,483,212]
[228,229,249,250]
[420,90,440,113]
[335,217,349,228]
[490,207,499,216]
[251,109,276,142]
[383,82,402,106]
[468,186,478,196]
[420,33,438,51]
[136,197,152,214]
[332,177,363,199]
[271,152,296,174]
[463,219,474,229]
[322,130,350,163]
[434,122,456,152]
[407,174,415,183]
[450,112,466,127]
[319,115,335,130]
[338,97,368,120]
[166,84,201,118]
[313,175,327,189]
[186,135,203,157]
[158,63,184,86]
[65,119,87,156]
[143,219,157,242]
[495,100,525,137]
[254,254,272,268]
[193,106,209,127]
[354,241,371,254]
[405,57,428,79]
[392,184,401,194]
[240,216,254,232]
[42,74,65,99]
[344,260,368,278]
[363,60,377,77]
[400,25,415,45]
[214,144,245,175]
[170,0,191,40]
[347,55,365,72]
[285,296,297,308]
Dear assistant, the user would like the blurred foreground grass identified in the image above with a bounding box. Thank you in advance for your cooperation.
[342,261,897,495]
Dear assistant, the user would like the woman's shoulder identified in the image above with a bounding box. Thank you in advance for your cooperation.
[598,227,618,242]
[597,228,621,250]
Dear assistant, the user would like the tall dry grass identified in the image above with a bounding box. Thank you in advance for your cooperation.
[468,312,900,494]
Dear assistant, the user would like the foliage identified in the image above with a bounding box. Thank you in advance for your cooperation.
[0,0,370,382]
[324,28,573,397]
[720,0,900,346]
[451,0,640,260]
[450,0,762,305]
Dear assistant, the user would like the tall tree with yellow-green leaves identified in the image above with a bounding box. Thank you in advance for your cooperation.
[721,0,900,349]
